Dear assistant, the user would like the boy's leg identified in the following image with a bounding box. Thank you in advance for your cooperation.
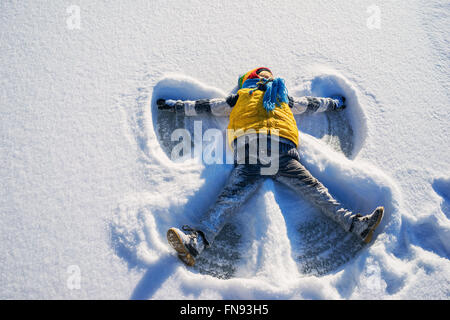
[195,164,263,247]
[167,142,264,266]
[274,155,354,232]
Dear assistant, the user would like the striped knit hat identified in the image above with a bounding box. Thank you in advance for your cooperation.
[238,67,272,89]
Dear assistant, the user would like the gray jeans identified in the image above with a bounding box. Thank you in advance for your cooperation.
[195,147,355,247]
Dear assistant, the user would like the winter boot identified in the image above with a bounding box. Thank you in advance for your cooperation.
[349,207,384,244]
[167,226,206,266]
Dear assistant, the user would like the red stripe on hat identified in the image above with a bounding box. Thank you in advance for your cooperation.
[247,67,272,80]
[246,69,260,80]
[239,67,273,88]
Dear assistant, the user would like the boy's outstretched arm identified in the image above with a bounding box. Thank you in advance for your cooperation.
[157,94,239,116]
[288,95,346,114]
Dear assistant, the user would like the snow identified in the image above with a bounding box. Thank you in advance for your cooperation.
[1,0,449,299]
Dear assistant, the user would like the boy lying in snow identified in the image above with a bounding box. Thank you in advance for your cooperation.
[157,67,384,266]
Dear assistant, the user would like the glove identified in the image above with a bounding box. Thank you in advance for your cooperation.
[330,95,346,110]
[157,98,181,111]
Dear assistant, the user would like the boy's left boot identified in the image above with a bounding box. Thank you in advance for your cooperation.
[350,207,384,244]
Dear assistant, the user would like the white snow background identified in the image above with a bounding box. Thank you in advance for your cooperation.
[1,0,449,299]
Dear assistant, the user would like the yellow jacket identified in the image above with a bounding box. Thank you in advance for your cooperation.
[227,88,299,147]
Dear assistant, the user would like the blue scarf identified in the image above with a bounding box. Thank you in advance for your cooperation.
[242,77,289,112]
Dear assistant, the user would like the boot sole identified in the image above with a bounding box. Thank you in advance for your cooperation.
[363,206,384,244]
[167,228,196,267]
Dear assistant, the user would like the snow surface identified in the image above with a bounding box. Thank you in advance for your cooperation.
[1,0,449,299]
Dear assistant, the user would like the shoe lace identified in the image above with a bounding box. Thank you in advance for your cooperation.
[349,213,364,232]
[182,225,208,247]
[182,225,199,237]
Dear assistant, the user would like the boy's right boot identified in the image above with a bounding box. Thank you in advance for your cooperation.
[167,226,206,266]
